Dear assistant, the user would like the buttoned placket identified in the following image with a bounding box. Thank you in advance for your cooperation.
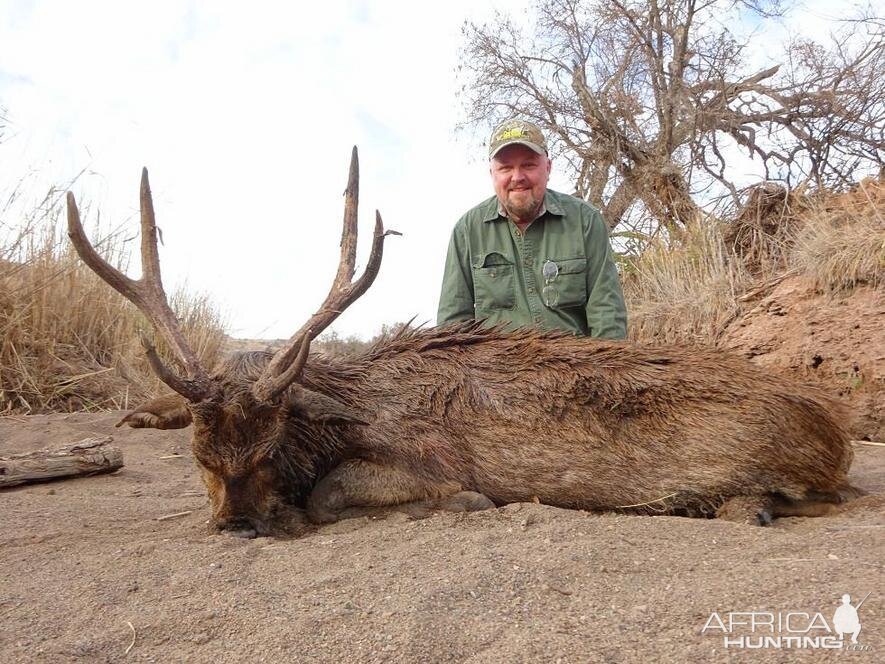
[511,222,544,325]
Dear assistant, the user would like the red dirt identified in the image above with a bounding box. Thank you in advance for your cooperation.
[722,276,884,441]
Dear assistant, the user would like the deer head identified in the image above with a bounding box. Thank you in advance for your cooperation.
[67,148,399,537]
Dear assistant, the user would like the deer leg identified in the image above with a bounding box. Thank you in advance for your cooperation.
[306,459,493,524]
[715,495,774,526]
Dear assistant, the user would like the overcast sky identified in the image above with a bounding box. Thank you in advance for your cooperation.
[0,0,855,340]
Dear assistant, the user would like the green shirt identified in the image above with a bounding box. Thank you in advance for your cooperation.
[437,189,627,339]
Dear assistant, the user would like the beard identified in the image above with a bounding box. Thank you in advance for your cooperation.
[503,189,542,221]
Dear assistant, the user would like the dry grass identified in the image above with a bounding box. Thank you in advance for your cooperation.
[623,219,749,344]
[624,177,884,345]
[312,330,373,358]
[790,178,885,292]
[722,183,810,275]
[313,323,412,358]
[0,188,226,414]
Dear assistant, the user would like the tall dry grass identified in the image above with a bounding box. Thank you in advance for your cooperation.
[623,219,749,344]
[0,188,226,414]
[624,178,884,345]
[790,178,885,292]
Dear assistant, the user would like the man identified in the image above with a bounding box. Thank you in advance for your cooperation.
[437,119,627,339]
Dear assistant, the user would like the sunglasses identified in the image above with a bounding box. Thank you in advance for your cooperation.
[541,260,559,308]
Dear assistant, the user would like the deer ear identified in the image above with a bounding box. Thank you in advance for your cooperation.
[116,393,193,429]
[288,387,368,426]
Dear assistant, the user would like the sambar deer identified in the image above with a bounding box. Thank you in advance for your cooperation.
[67,148,859,538]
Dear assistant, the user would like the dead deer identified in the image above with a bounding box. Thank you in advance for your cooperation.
[67,148,860,538]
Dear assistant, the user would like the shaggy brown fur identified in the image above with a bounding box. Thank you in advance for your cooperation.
[123,321,858,537]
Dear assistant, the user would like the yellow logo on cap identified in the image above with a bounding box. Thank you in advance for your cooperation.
[498,128,528,141]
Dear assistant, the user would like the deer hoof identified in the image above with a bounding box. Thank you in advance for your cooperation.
[441,491,496,513]
[715,495,773,526]
[306,503,340,525]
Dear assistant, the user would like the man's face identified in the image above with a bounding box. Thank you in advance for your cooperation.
[490,144,552,222]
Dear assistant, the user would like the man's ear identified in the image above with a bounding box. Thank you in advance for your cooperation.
[288,386,369,426]
[116,393,193,429]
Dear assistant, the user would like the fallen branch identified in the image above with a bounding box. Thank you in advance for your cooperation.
[0,436,123,488]
[737,269,800,302]
[125,621,136,656]
[156,510,193,522]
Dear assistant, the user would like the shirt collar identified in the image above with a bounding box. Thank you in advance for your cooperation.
[482,190,564,222]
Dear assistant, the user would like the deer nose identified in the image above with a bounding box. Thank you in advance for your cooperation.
[218,517,258,539]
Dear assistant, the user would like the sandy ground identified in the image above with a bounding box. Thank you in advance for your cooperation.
[1,411,883,663]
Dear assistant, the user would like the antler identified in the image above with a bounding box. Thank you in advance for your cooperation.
[66,169,213,402]
[252,146,400,402]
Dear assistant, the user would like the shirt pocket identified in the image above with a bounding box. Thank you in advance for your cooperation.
[472,251,515,311]
[544,257,587,309]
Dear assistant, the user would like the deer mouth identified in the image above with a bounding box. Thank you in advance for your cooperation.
[216,516,263,539]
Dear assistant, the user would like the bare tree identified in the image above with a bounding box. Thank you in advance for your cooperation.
[459,0,884,245]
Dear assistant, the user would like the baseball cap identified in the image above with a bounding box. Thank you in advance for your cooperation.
[488,119,548,158]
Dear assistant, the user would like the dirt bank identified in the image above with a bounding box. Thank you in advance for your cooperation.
[722,276,884,441]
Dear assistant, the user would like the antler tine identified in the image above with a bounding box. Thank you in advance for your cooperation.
[351,210,401,302]
[135,169,210,389]
[139,168,163,286]
[252,334,312,403]
[66,191,140,303]
[335,145,360,286]
[253,148,400,402]
[139,334,207,400]
[66,172,212,403]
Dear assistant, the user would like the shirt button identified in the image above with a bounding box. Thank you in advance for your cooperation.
[528,286,535,294]
[533,316,542,323]
[524,258,534,267]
